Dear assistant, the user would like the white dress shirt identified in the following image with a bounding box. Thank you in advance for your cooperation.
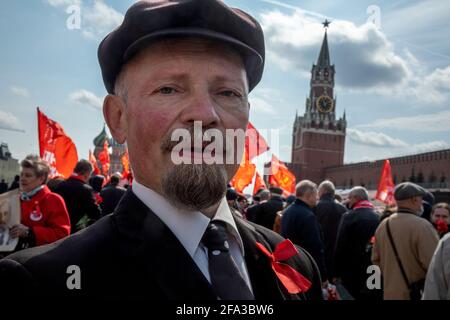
[132,180,253,292]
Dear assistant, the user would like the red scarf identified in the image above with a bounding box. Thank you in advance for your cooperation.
[352,200,374,210]
[70,173,86,184]
[256,239,312,294]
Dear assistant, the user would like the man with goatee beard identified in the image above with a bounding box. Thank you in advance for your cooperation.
[0,0,322,301]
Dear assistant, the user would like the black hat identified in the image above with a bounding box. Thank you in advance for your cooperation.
[394,182,427,201]
[98,0,265,94]
[269,186,283,195]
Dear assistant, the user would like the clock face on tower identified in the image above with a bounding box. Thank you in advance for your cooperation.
[316,95,334,113]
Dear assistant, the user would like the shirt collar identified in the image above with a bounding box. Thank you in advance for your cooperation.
[132,180,245,258]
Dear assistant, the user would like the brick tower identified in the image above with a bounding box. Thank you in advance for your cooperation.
[290,20,346,183]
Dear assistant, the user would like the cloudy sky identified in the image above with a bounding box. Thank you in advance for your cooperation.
[1,0,449,171]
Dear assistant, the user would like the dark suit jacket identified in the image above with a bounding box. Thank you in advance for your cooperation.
[314,194,347,278]
[248,195,284,230]
[281,199,328,281]
[333,207,380,299]
[99,185,126,216]
[0,189,323,300]
[54,177,102,233]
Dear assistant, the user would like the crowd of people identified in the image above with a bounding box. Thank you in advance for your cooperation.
[2,155,449,299]
[226,180,450,300]
[0,155,129,258]
[0,0,449,301]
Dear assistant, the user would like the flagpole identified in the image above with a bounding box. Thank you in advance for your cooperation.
[37,106,42,157]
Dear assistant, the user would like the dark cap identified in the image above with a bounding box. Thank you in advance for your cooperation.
[394,182,427,201]
[226,188,238,201]
[269,186,283,196]
[98,0,265,94]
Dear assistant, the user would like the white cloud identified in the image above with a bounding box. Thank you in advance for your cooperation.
[358,110,450,132]
[347,128,407,148]
[408,66,450,104]
[382,0,450,46]
[347,128,449,158]
[261,10,410,92]
[46,0,123,39]
[69,89,103,110]
[249,96,277,115]
[259,6,450,106]
[407,141,449,154]
[10,86,30,98]
[82,1,124,39]
[46,0,81,7]
[0,110,24,132]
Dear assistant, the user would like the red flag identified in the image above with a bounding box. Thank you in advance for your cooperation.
[97,140,110,176]
[246,122,269,161]
[121,150,130,178]
[375,159,395,205]
[37,108,78,178]
[231,148,256,193]
[88,150,100,175]
[269,154,296,196]
[253,171,267,195]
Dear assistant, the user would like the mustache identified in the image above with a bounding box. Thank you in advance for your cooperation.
[160,125,229,153]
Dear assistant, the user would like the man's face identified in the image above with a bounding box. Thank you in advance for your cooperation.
[305,189,318,208]
[432,207,450,224]
[347,194,357,208]
[412,196,424,214]
[105,39,249,212]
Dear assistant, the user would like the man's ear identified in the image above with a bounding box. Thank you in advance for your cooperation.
[103,94,127,144]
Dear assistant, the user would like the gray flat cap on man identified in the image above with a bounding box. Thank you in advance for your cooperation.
[98,0,265,94]
[394,182,427,201]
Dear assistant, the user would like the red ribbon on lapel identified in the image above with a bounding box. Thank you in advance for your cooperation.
[255,239,312,294]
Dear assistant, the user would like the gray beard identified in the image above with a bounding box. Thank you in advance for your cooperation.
[161,163,227,212]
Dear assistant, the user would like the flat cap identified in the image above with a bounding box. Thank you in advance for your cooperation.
[98,0,265,94]
[394,182,427,201]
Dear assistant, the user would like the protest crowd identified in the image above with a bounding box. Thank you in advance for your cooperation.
[0,0,449,301]
[1,151,449,300]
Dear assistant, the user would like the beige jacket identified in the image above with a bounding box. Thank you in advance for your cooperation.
[372,210,439,300]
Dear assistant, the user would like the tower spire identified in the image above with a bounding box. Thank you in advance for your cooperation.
[317,20,331,67]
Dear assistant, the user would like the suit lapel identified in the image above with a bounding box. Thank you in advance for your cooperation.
[234,217,298,300]
[113,190,215,300]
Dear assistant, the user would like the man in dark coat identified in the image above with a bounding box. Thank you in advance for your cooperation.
[0,179,8,194]
[99,174,126,216]
[281,180,328,285]
[8,175,19,191]
[249,187,284,229]
[314,180,347,278]
[0,0,322,301]
[54,160,102,233]
[333,186,380,300]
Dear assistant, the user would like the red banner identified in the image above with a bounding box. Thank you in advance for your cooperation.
[37,108,78,178]
[97,140,110,176]
[231,148,256,193]
[121,150,130,178]
[88,149,100,175]
[269,154,296,196]
[246,122,269,161]
[375,159,396,205]
[253,171,267,195]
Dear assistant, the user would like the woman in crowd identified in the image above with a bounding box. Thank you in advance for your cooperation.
[431,202,450,238]
[9,155,71,250]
